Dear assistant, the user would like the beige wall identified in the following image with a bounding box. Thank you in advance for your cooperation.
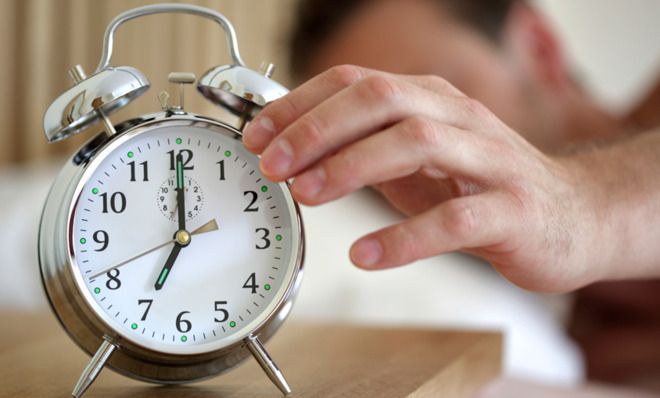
[0,0,296,166]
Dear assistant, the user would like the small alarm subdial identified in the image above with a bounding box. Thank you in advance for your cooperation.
[157,175,204,222]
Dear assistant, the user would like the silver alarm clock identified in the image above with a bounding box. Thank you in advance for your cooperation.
[38,4,304,397]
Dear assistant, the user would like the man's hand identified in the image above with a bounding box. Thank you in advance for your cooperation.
[243,65,615,292]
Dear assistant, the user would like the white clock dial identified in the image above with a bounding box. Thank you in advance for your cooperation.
[69,122,300,355]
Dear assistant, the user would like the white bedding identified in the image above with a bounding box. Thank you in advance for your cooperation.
[0,161,583,385]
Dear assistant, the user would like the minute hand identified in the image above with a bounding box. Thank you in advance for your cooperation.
[88,219,219,280]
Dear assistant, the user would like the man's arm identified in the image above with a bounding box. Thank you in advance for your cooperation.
[243,65,660,293]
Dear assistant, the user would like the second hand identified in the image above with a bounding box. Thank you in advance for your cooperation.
[88,219,219,280]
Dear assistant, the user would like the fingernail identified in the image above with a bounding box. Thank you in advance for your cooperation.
[351,238,383,268]
[261,139,293,177]
[293,167,326,199]
[244,117,276,150]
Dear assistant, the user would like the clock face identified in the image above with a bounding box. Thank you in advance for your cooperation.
[68,119,301,355]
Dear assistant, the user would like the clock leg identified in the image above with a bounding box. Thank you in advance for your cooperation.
[246,335,292,396]
[71,338,117,398]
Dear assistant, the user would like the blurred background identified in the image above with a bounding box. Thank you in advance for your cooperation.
[0,0,659,396]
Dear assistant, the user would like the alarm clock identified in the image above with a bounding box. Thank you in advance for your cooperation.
[38,4,304,398]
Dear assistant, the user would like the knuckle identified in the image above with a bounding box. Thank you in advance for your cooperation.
[391,223,423,262]
[358,75,401,102]
[329,149,362,189]
[404,117,438,147]
[326,64,364,87]
[462,97,492,119]
[443,201,477,240]
[296,115,328,149]
[420,74,451,90]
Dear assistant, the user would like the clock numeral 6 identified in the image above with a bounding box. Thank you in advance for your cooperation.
[105,269,121,290]
[255,228,270,249]
[175,311,192,333]
[214,301,229,323]
[100,192,126,214]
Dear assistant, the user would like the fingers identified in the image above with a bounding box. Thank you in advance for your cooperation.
[243,65,467,154]
[255,78,482,181]
[349,192,514,270]
[243,65,371,152]
[290,117,499,205]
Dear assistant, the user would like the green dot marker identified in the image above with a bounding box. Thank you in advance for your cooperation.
[94,287,101,294]
[181,335,187,342]
[264,284,271,291]
[261,185,268,192]
[229,321,236,328]
[127,151,134,158]
[91,187,99,195]
[275,234,282,241]
[131,323,138,330]
[176,138,183,145]
[80,238,87,244]
[224,150,232,157]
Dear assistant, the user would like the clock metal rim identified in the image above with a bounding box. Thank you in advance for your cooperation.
[38,112,305,383]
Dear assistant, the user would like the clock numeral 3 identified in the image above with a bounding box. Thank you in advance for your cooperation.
[176,311,192,333]
[214,301,229,323]
[100,192,126,214]
[255,228,270,250]
[243,273,259,294]
[105,269,121,290]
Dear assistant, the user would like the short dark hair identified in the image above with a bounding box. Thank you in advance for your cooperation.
[288,0,520,78]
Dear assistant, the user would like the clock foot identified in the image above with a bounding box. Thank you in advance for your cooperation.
[246,335,292,396]
[71,338,117,398]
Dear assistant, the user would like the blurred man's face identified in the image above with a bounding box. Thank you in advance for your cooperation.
[302,0,546,146]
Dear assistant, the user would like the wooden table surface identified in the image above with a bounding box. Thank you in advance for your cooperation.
[0,312,501,397]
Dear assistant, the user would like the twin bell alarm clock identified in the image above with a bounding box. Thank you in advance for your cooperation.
[38,4,304,397]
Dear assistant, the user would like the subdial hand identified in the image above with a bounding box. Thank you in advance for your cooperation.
[88,219,219,280]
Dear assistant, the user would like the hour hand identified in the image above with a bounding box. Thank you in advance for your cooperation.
[154,230,190,291]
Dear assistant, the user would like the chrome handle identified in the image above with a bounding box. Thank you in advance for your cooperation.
[95,3,245,72]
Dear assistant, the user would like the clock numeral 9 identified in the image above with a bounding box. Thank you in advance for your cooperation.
[100,192,126,214]
[214,301,229,323]
[128,160,149,182]
[93,230,109,252]
[176,311,192,333]
[243,191,259,212]
[255,228,270,249]
[168,149,194,170]
[137,299,153,321]
[105,269,121,290]
[243,273,259,294]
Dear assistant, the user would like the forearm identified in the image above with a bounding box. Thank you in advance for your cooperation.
[570,128,660,281]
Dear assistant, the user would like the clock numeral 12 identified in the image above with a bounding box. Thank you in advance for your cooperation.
[168,149,194,170]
